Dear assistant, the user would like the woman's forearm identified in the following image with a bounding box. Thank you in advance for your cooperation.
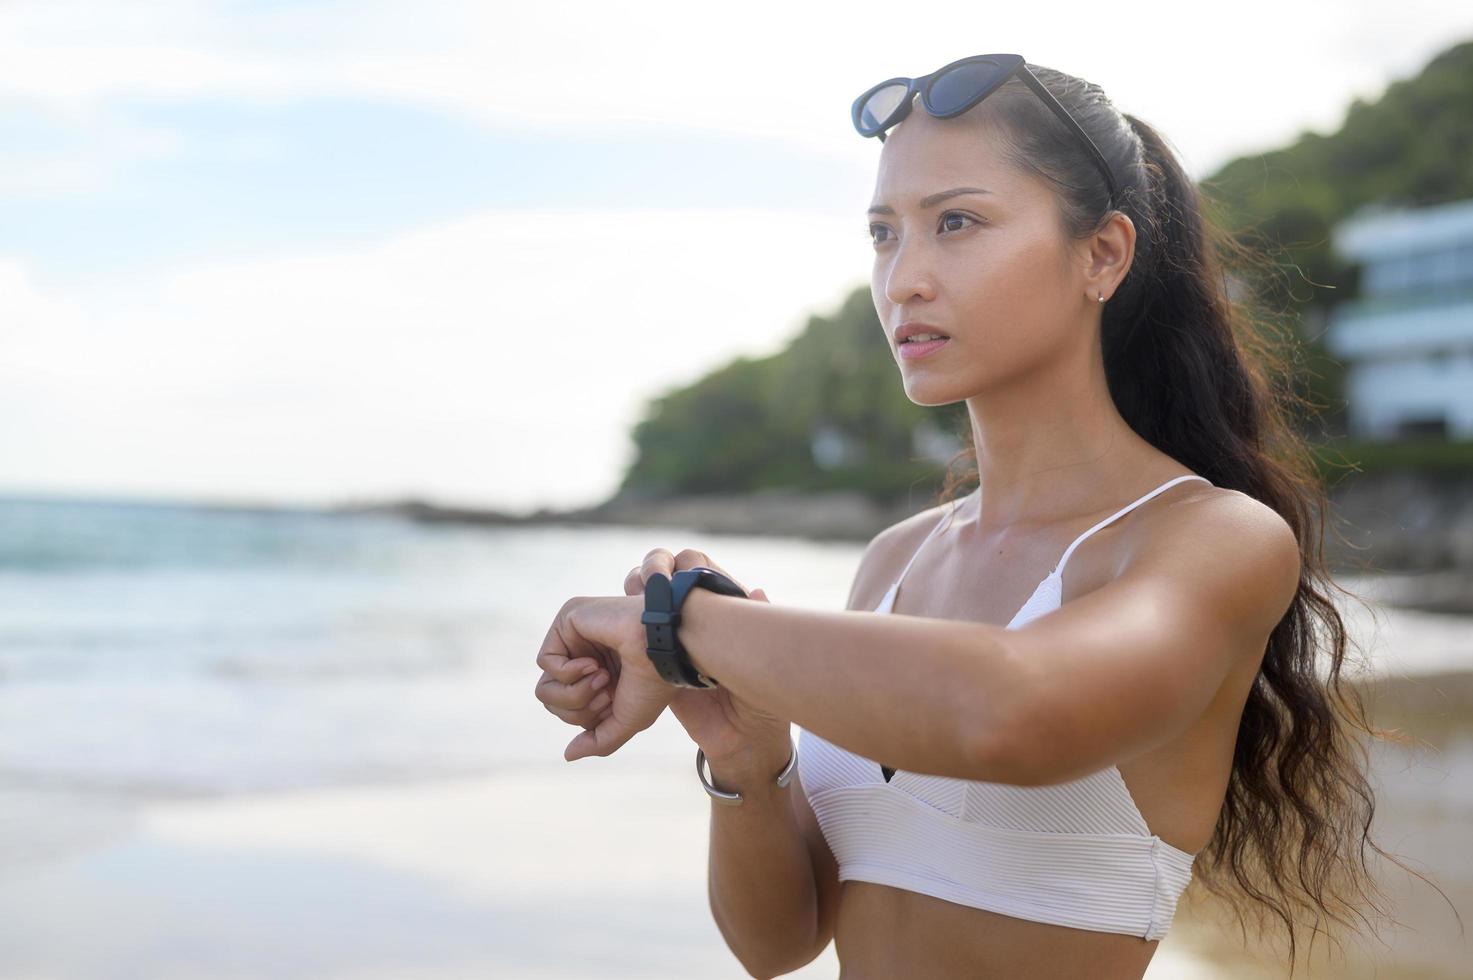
[678,588,1028,782]
[705,751,819,977]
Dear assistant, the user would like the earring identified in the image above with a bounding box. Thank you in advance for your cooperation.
[1097,293,1106,303]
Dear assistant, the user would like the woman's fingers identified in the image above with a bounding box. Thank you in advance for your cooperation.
[636,549,676,589]
[535,641,618,732]
[539,671,614,727]
[551,685,614,728]
[536,666,608,712]
[536,647,601,685]
[629,548,753,595]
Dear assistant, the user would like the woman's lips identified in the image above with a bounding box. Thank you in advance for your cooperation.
[898,337,949,359]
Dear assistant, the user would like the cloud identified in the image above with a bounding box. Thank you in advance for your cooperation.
[4,0,1471,183]
[0,0,890,154]
[0,110,186,199]
[0,206,871,510]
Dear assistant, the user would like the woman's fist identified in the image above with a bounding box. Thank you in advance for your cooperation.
[534,595,675,762]
[534,649,615,731]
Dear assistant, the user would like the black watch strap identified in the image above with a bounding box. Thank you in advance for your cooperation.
[641,567,747,688]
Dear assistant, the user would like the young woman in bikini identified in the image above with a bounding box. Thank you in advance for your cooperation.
[535,56,1421,979]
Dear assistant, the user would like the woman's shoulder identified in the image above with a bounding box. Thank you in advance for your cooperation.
[1119,482,1301,631]
[1126,481,1286,552]
[871,496,960,555]
[845,498,960,609]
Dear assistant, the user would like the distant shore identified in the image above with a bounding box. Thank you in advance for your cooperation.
[334,486,920,542]
[337,472,1473,613]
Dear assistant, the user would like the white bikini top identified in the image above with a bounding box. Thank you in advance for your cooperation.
[796,473,1212,942]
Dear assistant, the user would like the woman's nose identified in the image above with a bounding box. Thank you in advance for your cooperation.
[882,240,938,306]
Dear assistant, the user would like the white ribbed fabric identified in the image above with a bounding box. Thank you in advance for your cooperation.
[797,474,1211,941]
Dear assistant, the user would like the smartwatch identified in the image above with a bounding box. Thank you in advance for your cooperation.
[641,566,748,687]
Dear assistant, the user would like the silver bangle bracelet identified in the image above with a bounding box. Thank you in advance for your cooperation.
[695,734,798,806]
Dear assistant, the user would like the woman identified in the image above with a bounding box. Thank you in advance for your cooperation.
[534,57,1416,979]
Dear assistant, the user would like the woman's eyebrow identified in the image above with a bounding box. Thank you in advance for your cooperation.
[867,187,992,216]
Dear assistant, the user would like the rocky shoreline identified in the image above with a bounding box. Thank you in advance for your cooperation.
[335,486,925,541]
[338,472,1473,609]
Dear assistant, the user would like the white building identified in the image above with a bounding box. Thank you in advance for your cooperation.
[809,421,862,470]
[1325,198,1473,440]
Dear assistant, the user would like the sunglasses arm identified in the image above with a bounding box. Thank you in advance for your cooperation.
[1014,67,1119,207]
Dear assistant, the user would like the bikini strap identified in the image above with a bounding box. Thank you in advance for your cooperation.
[885,496,965,596]
[1050,474,1212,579]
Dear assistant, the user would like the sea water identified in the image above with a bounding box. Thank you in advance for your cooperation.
[0,494,861,798]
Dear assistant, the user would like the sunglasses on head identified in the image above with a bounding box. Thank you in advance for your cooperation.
[851,53,1120,209]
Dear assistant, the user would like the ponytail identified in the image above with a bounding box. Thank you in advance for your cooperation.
[932,65,1459,973]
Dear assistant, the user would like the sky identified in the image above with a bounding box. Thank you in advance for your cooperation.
[2,0,1470,515]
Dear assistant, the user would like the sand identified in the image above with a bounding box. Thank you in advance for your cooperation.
[1,671,1467,978]
[0,763,1229,978]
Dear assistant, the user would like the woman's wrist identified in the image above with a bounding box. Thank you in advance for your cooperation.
[703,736,795,796]
[671,585,731,683]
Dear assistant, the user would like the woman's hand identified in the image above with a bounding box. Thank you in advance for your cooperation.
[533,649,615,736]
[539,589,692,766]
[533,548,791,772]
[624,550,792,773]
[533,592,671,760]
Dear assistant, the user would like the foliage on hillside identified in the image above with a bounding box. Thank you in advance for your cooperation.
[618,289,965,502]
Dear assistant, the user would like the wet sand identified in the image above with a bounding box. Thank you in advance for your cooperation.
[0,673,1466,978]
[1164,670,1473,978]
[0,754,1214,977]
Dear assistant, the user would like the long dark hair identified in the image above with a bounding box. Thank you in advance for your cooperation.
[929,64,1459,971]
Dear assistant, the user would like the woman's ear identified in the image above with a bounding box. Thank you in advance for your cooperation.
[1084,210,1135,297]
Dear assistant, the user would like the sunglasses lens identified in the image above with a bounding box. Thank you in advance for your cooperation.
[857,82,910,133]
[927,58,1006,116]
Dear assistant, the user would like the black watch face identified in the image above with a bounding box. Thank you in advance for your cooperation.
[691,568,746,597]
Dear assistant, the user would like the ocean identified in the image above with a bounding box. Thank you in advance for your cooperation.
[0,494,1465,801]
[0,494,866,799]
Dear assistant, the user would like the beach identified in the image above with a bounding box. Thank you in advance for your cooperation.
[1,682,1466,979]
[0,755,1240,978]
[1,499,1468,977]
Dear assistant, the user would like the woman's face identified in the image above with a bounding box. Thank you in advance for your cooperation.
[868,108,1090,405]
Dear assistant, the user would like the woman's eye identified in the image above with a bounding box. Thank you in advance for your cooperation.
[868,212,980,246]
[938,210,979,233]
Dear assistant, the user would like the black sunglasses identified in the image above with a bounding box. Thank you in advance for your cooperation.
[852,53,1120,209]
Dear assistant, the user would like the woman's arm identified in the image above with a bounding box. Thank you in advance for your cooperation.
[552,491,1299,784]
[703,743,821,979]
[678,490,1300,786]
[678,585,1025,780]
